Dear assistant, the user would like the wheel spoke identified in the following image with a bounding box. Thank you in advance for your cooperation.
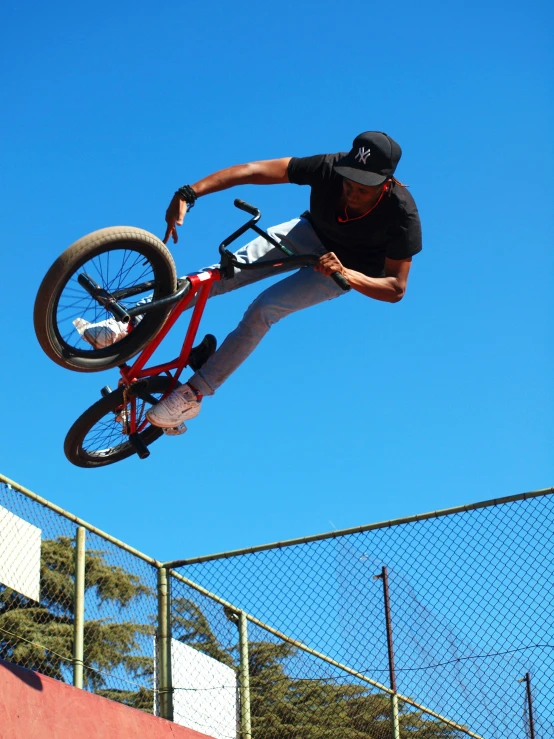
[80,391,165,459]
[55,246,156,353]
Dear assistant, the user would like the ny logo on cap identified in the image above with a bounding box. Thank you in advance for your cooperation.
[355,147,371,165]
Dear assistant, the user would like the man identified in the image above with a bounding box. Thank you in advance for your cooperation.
[88,131,422,431]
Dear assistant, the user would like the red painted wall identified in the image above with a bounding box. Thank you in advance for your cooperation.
[0,659,215,739]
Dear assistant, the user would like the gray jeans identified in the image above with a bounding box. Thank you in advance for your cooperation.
[187,217,348,396]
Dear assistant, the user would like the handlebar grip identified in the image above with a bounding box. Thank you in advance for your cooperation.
[331,271,351,291]
[234,199,260,216]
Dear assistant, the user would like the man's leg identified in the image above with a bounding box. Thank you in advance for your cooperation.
[188,216,338,393]
[80,218,303,348]
[146,217,344,427]
[191,217,306,300]
[189,265,346,395]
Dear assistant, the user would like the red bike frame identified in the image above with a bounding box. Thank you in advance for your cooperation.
[118,269,221,433]
[105,198,350,436]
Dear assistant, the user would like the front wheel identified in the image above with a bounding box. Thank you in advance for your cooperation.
[34,227,178,372]
[64,376,178,468]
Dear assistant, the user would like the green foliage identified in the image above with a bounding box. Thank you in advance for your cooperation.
[173,600,466,739]
[246,639,465,739]
[1,540,468,736]
[96,686,154,712]
[0,536,155,704]
[171,596,234,667]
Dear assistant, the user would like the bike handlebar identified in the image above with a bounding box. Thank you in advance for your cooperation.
[330,271,351,291]
[234,199,260,217]
[218,200,351,292]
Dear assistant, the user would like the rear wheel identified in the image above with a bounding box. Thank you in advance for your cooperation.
[34,227,178,372]
[64,376,178,468]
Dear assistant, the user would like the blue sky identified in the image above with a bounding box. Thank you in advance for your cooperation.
[1,0,552,563]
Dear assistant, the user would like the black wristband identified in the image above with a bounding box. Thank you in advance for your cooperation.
[176,185,198,208]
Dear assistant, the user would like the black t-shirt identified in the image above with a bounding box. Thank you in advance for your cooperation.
[287,153,422,277]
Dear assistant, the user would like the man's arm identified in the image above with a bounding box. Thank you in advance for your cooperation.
[192,158,292,195]
[164,158,292,243]
[316,254,413,303]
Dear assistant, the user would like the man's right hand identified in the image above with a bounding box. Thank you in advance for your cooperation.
[163,193,188,244]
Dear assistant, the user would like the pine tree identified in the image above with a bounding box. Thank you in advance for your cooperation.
[173,599,467,739]
[171,596,234,667]
[0,536,155,711]
[0,540,470,735]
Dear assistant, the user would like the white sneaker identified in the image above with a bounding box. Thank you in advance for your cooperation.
[146,384,202,428]
[73,317,128,349]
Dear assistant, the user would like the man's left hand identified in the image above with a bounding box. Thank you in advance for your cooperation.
[315,252,347,278]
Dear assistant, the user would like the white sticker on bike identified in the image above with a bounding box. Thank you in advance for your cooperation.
[197,272,211,281]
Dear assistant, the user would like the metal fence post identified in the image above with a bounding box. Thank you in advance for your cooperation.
[518,673,536,739]
[375,566,400,739]
[73,526,86,689]
[238,611,252,739]
[157,567,174,721]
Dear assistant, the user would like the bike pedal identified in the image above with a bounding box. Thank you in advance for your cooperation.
[162,423,188,436]
[188,334,217,371]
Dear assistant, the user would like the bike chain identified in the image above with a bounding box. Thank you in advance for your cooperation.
[121,383,149,436]
[122,384,131,436]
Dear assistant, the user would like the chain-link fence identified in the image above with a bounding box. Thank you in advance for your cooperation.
[168,488,554,739]
[1,473,553,738]
[0,476,160,711]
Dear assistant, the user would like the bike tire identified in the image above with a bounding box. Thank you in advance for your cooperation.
[34,227,178,372]
[64,375,176,468]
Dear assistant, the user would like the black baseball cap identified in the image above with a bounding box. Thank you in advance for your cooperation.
[334,131,402,186]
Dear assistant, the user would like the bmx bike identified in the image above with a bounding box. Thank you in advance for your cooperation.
[34,200,350,468]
